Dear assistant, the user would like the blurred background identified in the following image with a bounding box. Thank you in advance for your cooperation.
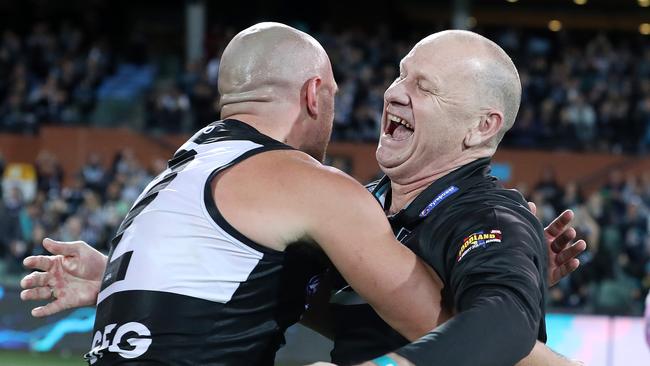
[0,0,649,364]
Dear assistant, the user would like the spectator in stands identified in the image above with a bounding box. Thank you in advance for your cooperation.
[562,94,597,149]
[18,203,41,247]
[530,166,650,316]
[0,189,20,260]
[101,181,129,239]
[63,175,87,214]
[76,191,105,247]
[81,153,106,193]
[534,167,564,214]
[4,186,25,213]
[0,92,37,133]
[0,152,5,177]
[150,85,190,133]
[6,238,28,274]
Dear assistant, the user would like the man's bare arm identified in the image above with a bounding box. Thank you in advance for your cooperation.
[213,150,443,340]
[297,166,443,341]
[517,342,584,366]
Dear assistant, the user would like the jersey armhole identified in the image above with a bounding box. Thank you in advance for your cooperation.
[201,145,294,258]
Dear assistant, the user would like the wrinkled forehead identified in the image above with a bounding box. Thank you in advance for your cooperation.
[401,37,477,81]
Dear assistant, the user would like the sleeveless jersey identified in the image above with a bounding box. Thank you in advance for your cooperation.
[85,119,327,365]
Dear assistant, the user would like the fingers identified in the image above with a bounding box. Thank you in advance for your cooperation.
[550,258,580,286]
[20,287,53,301]
[31,301,66,317]
[23,255,54,271]
[42,238,79,256]
[545,209,574,239]
[559,258,580,279]
[550,227,577,253]
[527,201,537,215]
[20,271,51,289]
[556,240,587,265]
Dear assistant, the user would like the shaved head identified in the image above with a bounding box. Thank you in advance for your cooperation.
[216,22,337,162]
[415,30,521,146]
[218,22,332,112]
[378,29,522,184]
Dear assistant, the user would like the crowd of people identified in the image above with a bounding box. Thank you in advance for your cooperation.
[0,150,164,276]
[1,23,650,316]
[2,23,650,153]
[525,168,650,315]
[0,148,648,316]
[130,26,650,151]
[0,23,115,134]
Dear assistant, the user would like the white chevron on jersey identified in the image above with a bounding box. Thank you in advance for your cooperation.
[97,137,268,305]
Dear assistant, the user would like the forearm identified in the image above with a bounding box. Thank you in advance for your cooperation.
[516,342,578,366]
[394,288,539,366]
[357,353,414,366]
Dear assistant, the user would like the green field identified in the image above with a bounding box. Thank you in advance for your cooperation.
[0,351,303,366]
[0,350,86,366]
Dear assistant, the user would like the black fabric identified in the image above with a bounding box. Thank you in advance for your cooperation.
[89,247,327,366]
[100,250,132,291]
[91,119,328,365]
[330,158,547,365]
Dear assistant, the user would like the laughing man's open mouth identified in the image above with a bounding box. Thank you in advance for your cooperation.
[385,113,414,141]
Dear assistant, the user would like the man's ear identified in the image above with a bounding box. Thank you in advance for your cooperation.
[464,109,504,148]
[306,77,322,118]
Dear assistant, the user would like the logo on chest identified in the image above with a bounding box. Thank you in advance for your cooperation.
[419,186,459,218]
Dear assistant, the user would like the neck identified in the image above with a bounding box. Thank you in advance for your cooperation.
[222,110,294,145]
[387,153,487,214]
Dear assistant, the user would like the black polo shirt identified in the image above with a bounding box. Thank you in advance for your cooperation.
[330,158,547,365]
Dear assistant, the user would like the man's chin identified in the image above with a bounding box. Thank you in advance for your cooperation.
[376,145,407,171]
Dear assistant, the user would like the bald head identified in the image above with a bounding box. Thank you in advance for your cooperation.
[415,30,521,147]
[218,22,331,112]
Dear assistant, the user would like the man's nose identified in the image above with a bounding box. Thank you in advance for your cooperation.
[384,81,409,106]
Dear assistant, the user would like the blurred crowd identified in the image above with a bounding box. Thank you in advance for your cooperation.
[3,24,650,153]
[0,148,648,316]
[0,150,166,276]
[0,23,115,133]
[128,26,650,150]
[501,30,650,154]
[2,22,650,316]
[526,168,650,316]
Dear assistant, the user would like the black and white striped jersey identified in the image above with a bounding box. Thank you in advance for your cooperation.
[85,119,328,365]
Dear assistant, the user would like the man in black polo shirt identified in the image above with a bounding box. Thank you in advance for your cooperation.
[320,30,585,366]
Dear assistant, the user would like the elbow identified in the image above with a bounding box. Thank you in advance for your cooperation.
[510,319,538,362]
[375,302,440,341]
[465,288,541,363]
[396,321,437,342]
[501,301,540,362]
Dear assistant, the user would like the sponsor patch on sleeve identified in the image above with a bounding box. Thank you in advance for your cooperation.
[457,229,502,262]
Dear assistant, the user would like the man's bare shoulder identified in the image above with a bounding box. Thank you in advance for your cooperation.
[225,149,363,195]
[210,149,372,250]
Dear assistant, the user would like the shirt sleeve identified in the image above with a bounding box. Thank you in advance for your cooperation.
[395,207,547,365]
